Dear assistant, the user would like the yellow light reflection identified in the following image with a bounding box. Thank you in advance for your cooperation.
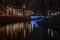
[24,29,26,38]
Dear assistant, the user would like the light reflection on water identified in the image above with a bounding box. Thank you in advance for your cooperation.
[0,16,47,39]
[0,16,47,33]
[6,21,40,35]
[5,21,40,38]
[6,16,44,34]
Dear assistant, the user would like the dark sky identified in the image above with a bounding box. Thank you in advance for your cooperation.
[0,0,60,13]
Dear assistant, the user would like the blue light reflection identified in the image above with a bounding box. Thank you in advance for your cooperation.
[31,16,47,28]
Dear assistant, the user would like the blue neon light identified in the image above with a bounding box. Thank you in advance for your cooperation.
[31,16,47,28]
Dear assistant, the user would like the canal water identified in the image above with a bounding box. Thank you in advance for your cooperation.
[0,16,53,40]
